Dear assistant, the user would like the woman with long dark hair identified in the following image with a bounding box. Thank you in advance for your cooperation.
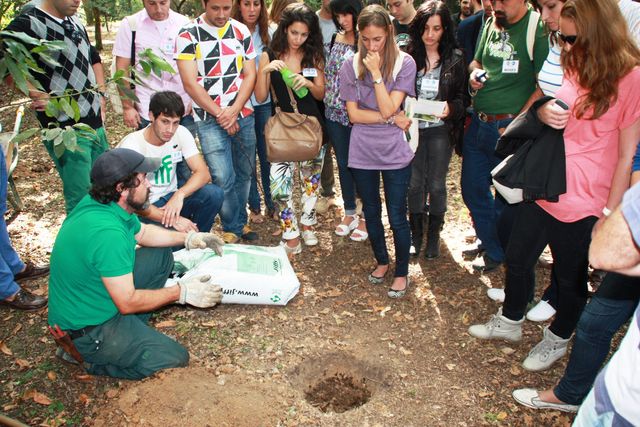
[232,0,277,225]
[469,0,640,373]
[254,3,326,255]
[406,0,468,259]
[324,0,368,241]
[339,5,416,298]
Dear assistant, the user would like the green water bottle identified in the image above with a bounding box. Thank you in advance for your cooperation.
[280,67,309,98]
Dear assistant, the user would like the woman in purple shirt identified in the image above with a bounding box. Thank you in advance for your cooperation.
[339,5,417,298]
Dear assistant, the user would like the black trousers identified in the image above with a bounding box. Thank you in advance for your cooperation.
[502,203,596,339]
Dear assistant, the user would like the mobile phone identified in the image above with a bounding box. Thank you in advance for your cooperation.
[555,99,569,110]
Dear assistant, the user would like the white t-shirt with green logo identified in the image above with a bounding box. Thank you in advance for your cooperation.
[119,125,199,203]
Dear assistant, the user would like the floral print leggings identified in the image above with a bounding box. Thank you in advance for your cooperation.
[270,146,326,240]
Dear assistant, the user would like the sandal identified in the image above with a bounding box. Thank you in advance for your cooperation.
[388,276,410,299]
[335,215,359,236]
[350,218,368,242]
[279,239,302,255]
[249,209,265,224]
[368,265,388,285]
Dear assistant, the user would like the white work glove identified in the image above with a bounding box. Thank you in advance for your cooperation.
[177,274,223,308]
[185,231,225,256]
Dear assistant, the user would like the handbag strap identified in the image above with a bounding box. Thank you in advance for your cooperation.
[269,75,300,114]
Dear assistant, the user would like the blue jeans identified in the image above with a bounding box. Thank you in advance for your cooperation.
[0,150,23,300]
[352,165,412,277]
[151,185,223,233]
[196,115,256,236]
[554,273,640,405]
[248,103,274,213]
[461,114,512,262]
[325,119,357,215]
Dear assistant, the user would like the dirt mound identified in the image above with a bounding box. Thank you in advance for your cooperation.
[93,367,290,427]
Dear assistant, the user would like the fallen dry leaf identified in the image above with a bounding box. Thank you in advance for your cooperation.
[501,347,516,355]
[47,371,57,381]
[201,320,217,327]
[445,363,455,371]
[78,393,90,405]
[105,389,119,399]
[75,374,94,382]
[11,324,22,335]
[0,340,13,356]
[15,359,30,369]
[155,320,176,328]
[399,347,413,356]
[23,390,52,405]
[496,411,508,421]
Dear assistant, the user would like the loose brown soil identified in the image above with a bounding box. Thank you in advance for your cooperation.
[0,24,599,427]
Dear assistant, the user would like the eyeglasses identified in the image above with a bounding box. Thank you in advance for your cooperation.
[62,19,83,44]
[558,32,577,45]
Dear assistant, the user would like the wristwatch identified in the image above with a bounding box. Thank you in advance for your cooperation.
[373,77,383,85]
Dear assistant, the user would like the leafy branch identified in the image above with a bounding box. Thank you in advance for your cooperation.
[0,30,176,157]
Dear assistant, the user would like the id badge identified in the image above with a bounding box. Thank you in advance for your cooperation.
[171,150,183,163]
[302,68,318,78]
[162,39,175,55]
[502,60,519,74]
[421,77,439,92]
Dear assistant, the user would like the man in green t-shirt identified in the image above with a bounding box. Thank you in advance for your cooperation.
[461,0,548,272]
[48,148,226,380]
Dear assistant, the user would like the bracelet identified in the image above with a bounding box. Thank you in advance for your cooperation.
[602,207,612,217]
[386,115,396,125]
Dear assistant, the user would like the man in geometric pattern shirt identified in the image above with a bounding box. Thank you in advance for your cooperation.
[176,0,258,243]
[4,0,109,213]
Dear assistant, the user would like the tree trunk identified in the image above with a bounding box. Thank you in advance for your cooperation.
[93,7,103,51]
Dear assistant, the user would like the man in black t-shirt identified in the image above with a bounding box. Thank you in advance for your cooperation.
[387,0,416,50]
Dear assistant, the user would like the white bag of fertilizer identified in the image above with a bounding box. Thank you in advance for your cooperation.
[166,244,299,305]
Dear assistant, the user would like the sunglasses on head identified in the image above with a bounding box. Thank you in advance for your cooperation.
[558,32,577,45]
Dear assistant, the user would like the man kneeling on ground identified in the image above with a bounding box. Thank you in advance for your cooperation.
[120,91,223,233]
[48,148,225,379]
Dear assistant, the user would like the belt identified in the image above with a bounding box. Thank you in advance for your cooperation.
[477,112,516,123]
[68,325,97,340]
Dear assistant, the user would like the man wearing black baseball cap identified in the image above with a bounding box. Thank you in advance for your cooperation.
[47,148,226,379]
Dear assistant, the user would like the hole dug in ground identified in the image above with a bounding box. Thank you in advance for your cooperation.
[290,351,387,414]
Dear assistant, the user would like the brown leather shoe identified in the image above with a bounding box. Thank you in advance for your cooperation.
[1,289,47,311]
[14,261,50,282]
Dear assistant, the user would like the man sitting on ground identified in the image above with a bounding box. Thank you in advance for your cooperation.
[120,91,223,233]
[48,148,225,379]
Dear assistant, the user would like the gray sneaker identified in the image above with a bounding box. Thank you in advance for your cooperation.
[468,308,523,342]
[522,327,570,371]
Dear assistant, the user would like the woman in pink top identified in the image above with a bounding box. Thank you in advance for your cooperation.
[469,0,640,372]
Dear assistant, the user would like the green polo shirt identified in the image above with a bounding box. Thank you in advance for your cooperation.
[48,195,141,330]
[473,9,548,114]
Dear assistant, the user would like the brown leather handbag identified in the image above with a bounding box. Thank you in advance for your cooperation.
[264,84,322,163]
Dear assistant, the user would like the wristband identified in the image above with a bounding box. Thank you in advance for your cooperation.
[602,207,612,217]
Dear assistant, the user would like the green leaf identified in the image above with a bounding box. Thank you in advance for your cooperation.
[70,99,81,122]
[11,128,41,144]
[72,123,94,133]
[59,97,75,120]
[62,128,78,152]
[5,59,29,95]
[140,60,152,75]
[111,68,125,80]
[43,127,63,142]
[53,138,66,158]
[0,30,42,46]
[44,99,60,119]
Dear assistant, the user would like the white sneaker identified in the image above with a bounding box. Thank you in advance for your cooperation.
[512,388,578,413]
[526,300,556,322]
[301,229,318,246]
[487,288,505,302]
[522,327,570,371]
[468,308,523,342]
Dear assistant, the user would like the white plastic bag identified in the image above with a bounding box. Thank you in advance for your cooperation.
[166,244,300,305]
